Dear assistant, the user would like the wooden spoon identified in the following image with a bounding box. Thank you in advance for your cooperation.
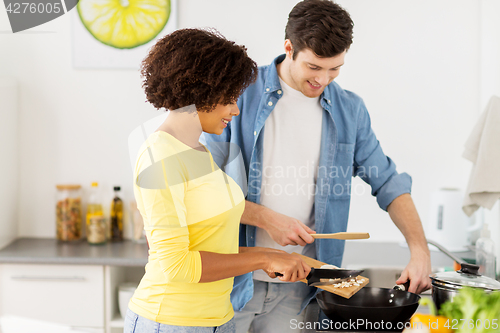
[311,232,370,240]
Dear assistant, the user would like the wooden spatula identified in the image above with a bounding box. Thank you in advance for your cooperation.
[311,232,369,240]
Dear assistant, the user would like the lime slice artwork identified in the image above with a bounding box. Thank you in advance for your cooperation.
[77,0,170,49]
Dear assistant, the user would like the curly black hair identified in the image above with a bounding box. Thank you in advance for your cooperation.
[285,0,353,59]
[140,28,257,112]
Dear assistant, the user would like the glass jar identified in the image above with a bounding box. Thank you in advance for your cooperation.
[87,215,107,245]
[56,185,82,241]
[86,182,106,245]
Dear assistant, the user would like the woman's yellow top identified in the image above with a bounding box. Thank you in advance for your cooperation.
[129,131,245,326]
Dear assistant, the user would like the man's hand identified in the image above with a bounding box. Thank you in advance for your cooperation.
[241,201,316,247]
[262,209,315,246]
[396,251,432,294]
[387,194,432,294]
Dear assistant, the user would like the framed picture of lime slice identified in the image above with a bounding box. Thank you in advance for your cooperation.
[72,0,177,69]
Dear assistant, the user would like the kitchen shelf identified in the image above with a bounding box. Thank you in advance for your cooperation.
[104,265,144,333]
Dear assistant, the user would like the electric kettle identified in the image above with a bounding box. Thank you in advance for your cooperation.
[426,188,482,252]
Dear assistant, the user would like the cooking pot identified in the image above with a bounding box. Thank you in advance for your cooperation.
[428,240,500,309]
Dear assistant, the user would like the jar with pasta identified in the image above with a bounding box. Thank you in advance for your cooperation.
[56,185,82,241]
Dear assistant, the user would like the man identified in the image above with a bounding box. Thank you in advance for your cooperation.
[204,1,432,332]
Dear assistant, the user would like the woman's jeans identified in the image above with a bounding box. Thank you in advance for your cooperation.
[123,308,236,333]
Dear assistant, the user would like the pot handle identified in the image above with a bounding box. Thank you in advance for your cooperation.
[427,239,481,276]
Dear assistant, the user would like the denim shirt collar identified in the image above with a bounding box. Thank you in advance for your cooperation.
[263,54,285,93]
[265,54,333,112]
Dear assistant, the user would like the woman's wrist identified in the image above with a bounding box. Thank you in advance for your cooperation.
[254,251,269,272]
[237,248,268,271]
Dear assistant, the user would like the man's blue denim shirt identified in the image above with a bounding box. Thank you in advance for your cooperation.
[203,54,412,313]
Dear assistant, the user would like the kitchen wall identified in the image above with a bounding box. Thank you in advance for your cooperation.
[0,1,498,246]
[0,79,18,249]
[479,0,500,275]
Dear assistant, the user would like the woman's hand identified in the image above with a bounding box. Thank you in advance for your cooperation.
[199,248,309,283]
[263,253,311,282]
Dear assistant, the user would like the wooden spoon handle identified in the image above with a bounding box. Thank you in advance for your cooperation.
[311,232,370,240]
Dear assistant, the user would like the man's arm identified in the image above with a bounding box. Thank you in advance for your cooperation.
[241,200,315,246]
[387,193,432,294]
[352,100,431,294]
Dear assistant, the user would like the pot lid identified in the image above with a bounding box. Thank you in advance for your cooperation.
[431,270,500,290]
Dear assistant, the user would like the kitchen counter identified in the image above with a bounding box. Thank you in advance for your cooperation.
[0,238,477,332]
[342,241,475,268]
[0,238,474,268]
[0,238,148,266]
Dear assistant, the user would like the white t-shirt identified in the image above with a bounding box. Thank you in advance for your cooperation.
[253,77,323,282]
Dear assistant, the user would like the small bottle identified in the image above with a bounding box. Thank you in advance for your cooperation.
[86,182,106,245]
[476,223,496,279]
[130,201,146,243]
[110,186,124,242]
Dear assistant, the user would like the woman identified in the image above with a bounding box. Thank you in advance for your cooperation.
[125,28,311,333]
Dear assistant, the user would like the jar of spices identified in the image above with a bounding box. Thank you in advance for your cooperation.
[56,185,82,241]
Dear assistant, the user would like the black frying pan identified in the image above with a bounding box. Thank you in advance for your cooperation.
[317,287,420,330]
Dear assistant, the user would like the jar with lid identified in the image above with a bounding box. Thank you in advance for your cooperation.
[56,185,82,241]
[86,182,106,245]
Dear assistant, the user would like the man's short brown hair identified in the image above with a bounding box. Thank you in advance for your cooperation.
[285,0,354,59]
[140,28,257,112]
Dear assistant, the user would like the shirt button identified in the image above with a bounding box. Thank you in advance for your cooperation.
[254,131,257,136]
[327,99,331,104]
[266,88,270,92]
[277,90,282,95]
[268,101,273,106]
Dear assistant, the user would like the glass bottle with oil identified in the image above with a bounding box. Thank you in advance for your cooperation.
[86,182,106,245]
[110,186,124,241]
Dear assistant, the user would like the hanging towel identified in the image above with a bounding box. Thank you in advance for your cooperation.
[462,95,500,216]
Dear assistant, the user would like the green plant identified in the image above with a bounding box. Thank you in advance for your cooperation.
[439,287,500,333]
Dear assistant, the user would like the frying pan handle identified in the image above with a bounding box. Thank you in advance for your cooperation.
[393,281,410,292]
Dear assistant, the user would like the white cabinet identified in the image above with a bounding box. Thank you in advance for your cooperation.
[1,264,105,330]
[0,263,146,333]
